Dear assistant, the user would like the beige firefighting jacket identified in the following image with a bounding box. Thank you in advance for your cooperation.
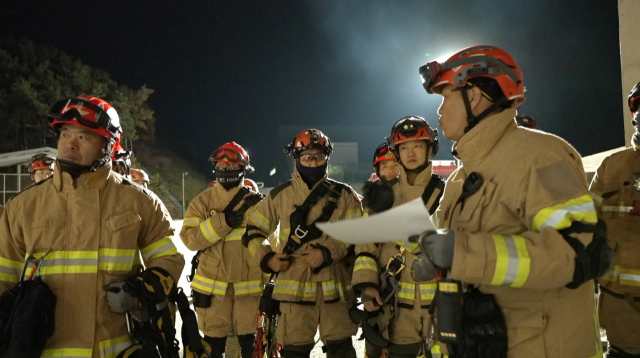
[435,109,601,358]
[352,164,442,308]
[180,182,265,299]
[590,139,640,296]
[244,171,363,303]
[0,205,3,218]
[0,162,185,358]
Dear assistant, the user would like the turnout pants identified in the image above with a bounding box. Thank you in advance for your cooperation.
[389,285,431,345]
[600,289,640,355]
[276,283,358,346]
[196,283,260,337]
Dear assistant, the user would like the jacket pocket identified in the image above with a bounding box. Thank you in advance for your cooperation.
[501,301,545,354]
[102,212,141,273]
[28,219,54,253]
[456,180,497,232]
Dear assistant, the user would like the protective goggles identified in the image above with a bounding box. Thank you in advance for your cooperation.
[48,98,115,130]
[298,153,328,162]
[419,55,520,94]
[210,148,247,165]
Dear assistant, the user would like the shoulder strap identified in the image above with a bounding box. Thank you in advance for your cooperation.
[222,186,251,213]
[421,174,445,215]
[269,180,292,199]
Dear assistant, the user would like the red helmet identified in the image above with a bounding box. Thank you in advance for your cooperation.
[244,178,260,192]
[130,168,150,183]
[210,142,255,174]
[207,180,217,189]
[29,153,56,181]
[419,45,525,108]
[387,116,439,156]
[372,143,397,168]
[48,95,122,142]
[515,115,539,129]
[283,129,333,157]
[111,140,132,176]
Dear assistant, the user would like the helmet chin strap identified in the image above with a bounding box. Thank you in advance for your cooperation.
[403,161,429,174]
[460,87,508,133]
[58,141,112,178]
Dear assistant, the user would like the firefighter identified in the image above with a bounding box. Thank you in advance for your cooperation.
[372,143,400,181]
[130,168,150,188]
[591,81,640,357]
[242,128,362,358]
[0,95,185,357]
[180,142,265,358]
[28,153,56,183]
[354,117,444,358]
[413,45,607,357]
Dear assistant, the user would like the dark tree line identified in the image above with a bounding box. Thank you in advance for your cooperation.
[0,37,156,153]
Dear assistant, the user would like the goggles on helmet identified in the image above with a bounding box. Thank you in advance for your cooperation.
[29,154,56,173]
[298,153,328,163]
[210,147,255,174]
[48,97,120,133]
[419,55,520,95]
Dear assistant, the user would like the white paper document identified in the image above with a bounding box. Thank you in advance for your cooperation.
[316,198,437,245]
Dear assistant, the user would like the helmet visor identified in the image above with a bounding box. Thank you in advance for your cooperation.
[49,98,114,130]
[210,148,245,165]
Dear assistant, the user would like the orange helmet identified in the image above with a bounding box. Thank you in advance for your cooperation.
[29,153,56,181]
[387,116,439,157]
[419,45,525,107]
[244,178,260,192]
[372,143,397,168]
[515,115,539,129]
[208,181,217,188]
[130,168,150,183]
[628,82,640,126]
[283,129,333,158]
[48,95,122,143]
[210,142,255,174]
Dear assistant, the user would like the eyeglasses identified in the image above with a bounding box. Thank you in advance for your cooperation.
[298,153,328,163]
[49,98,116,130]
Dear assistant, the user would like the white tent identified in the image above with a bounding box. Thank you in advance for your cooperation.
[0,147,57,168]
[0,147,57,205]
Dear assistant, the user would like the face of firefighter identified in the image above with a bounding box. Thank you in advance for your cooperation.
[398,140,429,170]
[298,148,328,168]
[215,161,241,170]
[57,124,107,166]
[33,168,53,183]
[437,84,487,142]
[378,159,400,180]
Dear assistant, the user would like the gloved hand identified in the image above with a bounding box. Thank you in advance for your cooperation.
[104,282,139,314]
[414,229,455,269]
[224,210,244,228]
[410,254,437,282]
[362,178,394,214]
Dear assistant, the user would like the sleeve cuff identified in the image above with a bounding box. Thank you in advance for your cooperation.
[260,252,277,274]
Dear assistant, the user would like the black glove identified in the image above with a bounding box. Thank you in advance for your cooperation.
[224,210,244,228]
[362,178,395,214]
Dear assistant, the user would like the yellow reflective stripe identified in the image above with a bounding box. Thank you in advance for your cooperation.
[199,218,223,244]
[490,235,530,287]
[42,348,93,357]
[183,216,203,227]
[532,194,597,232]
[363,212,370,218]
[31,251,98,275]
[99,334,133,358]
[140,237,179,261]
[419,283,437,300]
[191,274,228,295]
[234,280,263,295]
[247,238,263,257]
[393,240,420,253]
[0,257,24,282]
[322,280,338,296]
[279,228,290,243]
[274,280,317,297]
[353,256,378,272]
[345,208,362,219]
[225,228,246,242]
[250,210,272,233]
[619,267,640,287]
[98,248,136,272]
[599,265,620,282]
[398,282,415,299]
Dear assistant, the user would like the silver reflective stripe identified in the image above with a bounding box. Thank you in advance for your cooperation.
[141,241,175,261]
[501,235,521,285]
[620,273,640,283]
[601,206,634,212]
[250,212,271,232]
[590,192,603,203]
[537,202,596,230]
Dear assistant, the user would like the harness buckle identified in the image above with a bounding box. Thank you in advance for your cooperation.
[294,225,308,239]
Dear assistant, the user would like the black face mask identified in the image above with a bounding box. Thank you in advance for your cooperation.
[296,160,327,189]
[216,167,244,190]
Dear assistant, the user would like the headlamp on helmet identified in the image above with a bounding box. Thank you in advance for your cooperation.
[386,116,439,157]
[283,129,333,158]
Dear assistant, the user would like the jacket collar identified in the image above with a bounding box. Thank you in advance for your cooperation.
[214,180,243,200]
[292,168,328,193]
[398,161,433,187]
[453,108,517,167]
[53,159,112,191]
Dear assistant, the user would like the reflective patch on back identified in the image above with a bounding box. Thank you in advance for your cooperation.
[536,160,584,201]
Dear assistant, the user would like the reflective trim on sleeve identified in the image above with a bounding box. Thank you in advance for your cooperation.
[41,348,93,358]
[353,256,378,273]
[589,192,603,205]
[419,283,437,301]
[98,248,136,272]
[619,268,640,287]
[191,273,228,295]
[199,218,223,244]
[490,235,530,287]
[0,257,24,283]
[345,208,362,220]
[225,228,246,242]
[273,280,317,298]
[247,238,264,258]
[600,205,634,213]
[250,210,273,234]
[398,281,416,300]
[183,216,203,227]
[99,334,134,358]
[532,194,597,232]
[140,237,179,261]
[599,265,620,282]
[31,251,98,275]
[234,280,264,295]
[279,228,290,243]
[322,280,338,297]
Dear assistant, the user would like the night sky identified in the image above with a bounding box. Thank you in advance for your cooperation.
[0,1,623,184]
